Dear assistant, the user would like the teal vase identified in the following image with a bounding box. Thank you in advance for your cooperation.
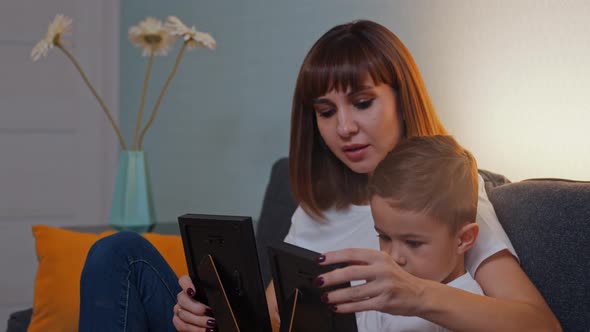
[109,150,155,233]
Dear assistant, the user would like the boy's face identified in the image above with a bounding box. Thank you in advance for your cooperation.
[371,195,465,283]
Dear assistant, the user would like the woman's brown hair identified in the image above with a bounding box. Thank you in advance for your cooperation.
[289,20,447,218]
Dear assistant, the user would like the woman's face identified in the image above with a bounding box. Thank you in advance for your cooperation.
[313,78,404,174]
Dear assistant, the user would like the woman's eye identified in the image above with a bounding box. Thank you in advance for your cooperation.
[355,99,374,110]
[317,109,336,118]
[406,240,423,248]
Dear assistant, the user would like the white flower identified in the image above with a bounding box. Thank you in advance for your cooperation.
[192,31,216,50]
[31,14,73,61]
[165,16,216,50]
[129,17,176,56]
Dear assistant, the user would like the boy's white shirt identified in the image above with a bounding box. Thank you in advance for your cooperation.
[357,272,483,332]
[283,174,517,330]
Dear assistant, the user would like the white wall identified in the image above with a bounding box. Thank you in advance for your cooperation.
[411,1,590,181]
[0,0,119,326]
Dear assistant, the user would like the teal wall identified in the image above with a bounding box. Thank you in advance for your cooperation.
[119,1,424,222]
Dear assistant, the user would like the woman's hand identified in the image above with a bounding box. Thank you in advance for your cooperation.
[320,249,562,331]
[317,248,430,316]
[172,275,217,332]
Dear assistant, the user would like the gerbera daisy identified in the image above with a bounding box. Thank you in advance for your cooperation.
[31,14,73,61]
[129,17,176,56]
[165,16,216,50]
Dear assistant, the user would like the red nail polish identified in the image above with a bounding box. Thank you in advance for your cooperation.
[321,293,329,303]
[205,308,215,317]
[313,276,324,287]
[316,255,326,263]
[331,305,338,312]
[187,288,195,297]
[207,319,217,327]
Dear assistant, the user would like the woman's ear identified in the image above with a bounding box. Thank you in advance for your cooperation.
[456,223,479,254]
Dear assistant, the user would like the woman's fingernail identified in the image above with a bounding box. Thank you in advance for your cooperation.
[206,328,215,332]
[316,255,326,263]
[321,293,329,303]
[187,288,195,297]
[313,276,324,287]
[205,308,215,317]
[207,319,217,327]
[331,305,338,312]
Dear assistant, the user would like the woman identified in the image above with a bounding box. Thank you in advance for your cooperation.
[80,20,561,332]
[266,19,560,331]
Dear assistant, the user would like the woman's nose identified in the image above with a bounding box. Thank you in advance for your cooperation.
[336,109,359,137]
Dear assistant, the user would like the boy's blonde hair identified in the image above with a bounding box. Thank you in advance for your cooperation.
[368,135,478,232]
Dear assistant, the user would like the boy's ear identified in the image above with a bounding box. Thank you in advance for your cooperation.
[456,223,479,254]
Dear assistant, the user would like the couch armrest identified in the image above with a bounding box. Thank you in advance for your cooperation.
[489,179,590,331]
[6,308,32,332]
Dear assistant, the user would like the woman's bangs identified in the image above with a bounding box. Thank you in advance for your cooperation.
[301,37,390,108]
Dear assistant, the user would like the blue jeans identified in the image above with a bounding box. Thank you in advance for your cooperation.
[79,231,181,332]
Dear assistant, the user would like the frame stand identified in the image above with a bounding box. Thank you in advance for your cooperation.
[279,288,305,332]
[197,255,241,332]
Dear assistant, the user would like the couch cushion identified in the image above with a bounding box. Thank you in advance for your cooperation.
[478,168,511,193]
[27,225,188,332]
[489,179,590,331]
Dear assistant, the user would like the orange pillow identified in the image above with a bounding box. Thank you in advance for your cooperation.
[28,225,188,332]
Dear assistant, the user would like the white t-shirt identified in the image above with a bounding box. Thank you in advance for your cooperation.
[284,174,518,276]
[357,273,483,331]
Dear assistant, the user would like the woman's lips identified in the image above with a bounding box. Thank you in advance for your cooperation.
[342,144,369,161]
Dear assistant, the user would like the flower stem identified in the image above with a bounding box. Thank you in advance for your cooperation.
[138,42,187,149]
[133,50,154,150]
[57,44,127,150]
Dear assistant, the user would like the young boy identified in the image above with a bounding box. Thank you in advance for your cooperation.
[360,135,483,331]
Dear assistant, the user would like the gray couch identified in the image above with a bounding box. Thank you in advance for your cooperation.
[7,158,590,331]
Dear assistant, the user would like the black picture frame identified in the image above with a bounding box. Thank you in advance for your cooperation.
[178,213,272,332]
[268,242,358,332]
